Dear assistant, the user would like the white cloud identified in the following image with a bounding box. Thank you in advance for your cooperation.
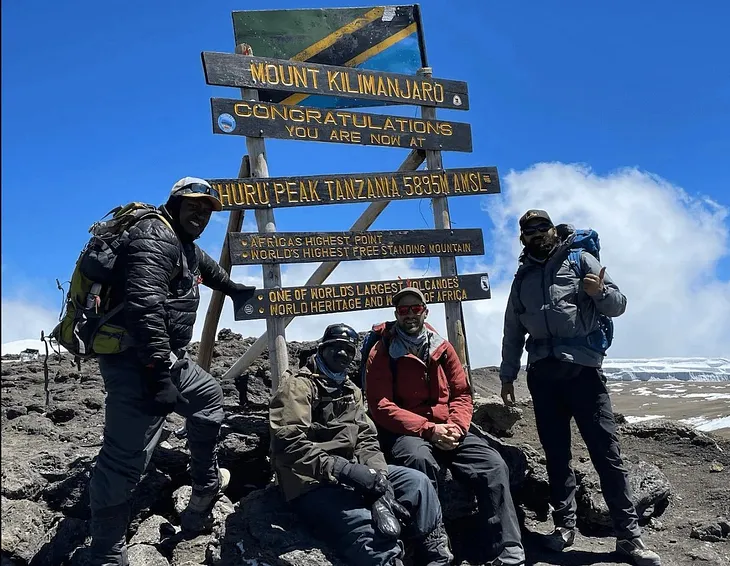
[4,163,729,370]
[1,299,59,343]
[467,163,730,364]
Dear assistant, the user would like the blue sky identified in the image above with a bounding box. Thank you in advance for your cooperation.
[2,1,729,362]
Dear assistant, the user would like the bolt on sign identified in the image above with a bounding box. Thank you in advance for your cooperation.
[203,53,469,110]
[229,229,484,264]
[234,274,492,320]
[211,98,472,151]
[231,5,427,109]
[208,167,500,210]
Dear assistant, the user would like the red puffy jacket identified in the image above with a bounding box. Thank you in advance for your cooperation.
[366,322,473,439]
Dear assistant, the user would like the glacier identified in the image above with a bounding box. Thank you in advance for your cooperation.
[602,357,730,382]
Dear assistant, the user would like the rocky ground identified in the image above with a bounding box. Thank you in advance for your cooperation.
[1,330,728,566]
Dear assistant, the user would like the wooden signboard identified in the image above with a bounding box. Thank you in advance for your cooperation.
[233,273,492,320]
[209,167,499,209]
[211,98,473,152]
[228,228,484,264]
[203,53,469,110]
[231,5,426,109]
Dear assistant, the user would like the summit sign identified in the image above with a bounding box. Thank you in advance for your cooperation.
[203,53,469,110]
[211,98,473,152]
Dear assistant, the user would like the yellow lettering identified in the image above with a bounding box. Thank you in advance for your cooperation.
[249,62,266,84]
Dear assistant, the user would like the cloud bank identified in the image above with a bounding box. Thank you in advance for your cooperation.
[3,163,729,368]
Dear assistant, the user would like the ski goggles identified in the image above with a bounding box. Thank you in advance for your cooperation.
[172,183,221,202]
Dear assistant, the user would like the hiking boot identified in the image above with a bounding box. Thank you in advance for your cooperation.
[180,467,230,532]
[543,526,576,552]
[419,521,454,565]
[89,503,131,566]
[615,538,661,566]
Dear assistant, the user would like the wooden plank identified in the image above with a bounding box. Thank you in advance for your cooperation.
[236,43,289,392]
[197,155,249,372]
[221,149,426,382]
[211,98,473,152]
[202,52,469,110]
[229,228,484,265]
[210,166,499,210]
[234,273,492,321]
[418,65,473,392]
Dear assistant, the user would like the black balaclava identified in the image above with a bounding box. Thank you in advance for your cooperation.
[162,196,195,243]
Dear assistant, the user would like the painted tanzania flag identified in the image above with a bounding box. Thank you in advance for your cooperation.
[231,5,425,109]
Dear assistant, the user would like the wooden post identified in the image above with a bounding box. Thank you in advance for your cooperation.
[418,67,472,390]
[197,155,249,371]
[237,43,288,392]
[222,148,426,381]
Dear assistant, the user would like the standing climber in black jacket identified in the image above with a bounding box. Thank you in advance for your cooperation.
[87,177,255,566]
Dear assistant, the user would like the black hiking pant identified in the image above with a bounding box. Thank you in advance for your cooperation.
[382,431,524,565]
[290,465,439,566]
[526,357,641,540]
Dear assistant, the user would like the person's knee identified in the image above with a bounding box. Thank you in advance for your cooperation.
[403,444,437,472]
[473,453,510,486]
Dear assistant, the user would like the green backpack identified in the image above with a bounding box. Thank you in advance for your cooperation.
[52,203,172,358]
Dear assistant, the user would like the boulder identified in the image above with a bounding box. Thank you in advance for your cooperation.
[5,406,27,420]
[471,395,523,437]
[28,516,89,566]
[128,514,177,546]
[42,457,95,519]
[690,520,730,543]
[127,543,170,566]
[1,497,52,563]
[1,458,47,500]
[575,459,671,532]
[218,485,345,566]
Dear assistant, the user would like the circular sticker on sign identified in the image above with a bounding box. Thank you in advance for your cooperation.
[244,304,253,315]
[217,113,236,133]
[452,95,462,106]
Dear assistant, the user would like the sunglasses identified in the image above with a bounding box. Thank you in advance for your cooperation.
[173,183,221,202]
[396,304,426,316]
[522,222,552,236]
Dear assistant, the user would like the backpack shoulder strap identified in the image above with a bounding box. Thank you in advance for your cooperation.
[567,248,584,278]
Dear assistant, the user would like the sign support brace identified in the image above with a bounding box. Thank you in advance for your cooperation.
[197,155,249,371]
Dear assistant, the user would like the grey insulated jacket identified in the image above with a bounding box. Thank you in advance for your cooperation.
[499,225,627,383]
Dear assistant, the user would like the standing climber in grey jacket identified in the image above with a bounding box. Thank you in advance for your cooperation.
[499,210,661,566]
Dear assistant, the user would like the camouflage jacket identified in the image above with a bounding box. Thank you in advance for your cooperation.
[269,356,388,501]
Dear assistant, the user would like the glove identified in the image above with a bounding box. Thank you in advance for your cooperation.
[372,483,411,539]
[332,457,388,497]
[143,363,188,416]
[225,280,255,304]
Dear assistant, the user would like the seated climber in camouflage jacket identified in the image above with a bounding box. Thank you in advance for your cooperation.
[269,323,453,566]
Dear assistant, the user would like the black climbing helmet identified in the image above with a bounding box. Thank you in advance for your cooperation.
[318,323,359,350]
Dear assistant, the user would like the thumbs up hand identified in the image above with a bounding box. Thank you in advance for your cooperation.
[583,267,606,297]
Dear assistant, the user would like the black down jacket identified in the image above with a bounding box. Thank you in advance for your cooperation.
[117,211,232,366]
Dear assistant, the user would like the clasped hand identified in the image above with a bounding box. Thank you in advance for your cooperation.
[430,423,462,451]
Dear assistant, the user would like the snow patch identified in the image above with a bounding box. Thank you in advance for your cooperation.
[625,415,668,423]
[679,416,730,432]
